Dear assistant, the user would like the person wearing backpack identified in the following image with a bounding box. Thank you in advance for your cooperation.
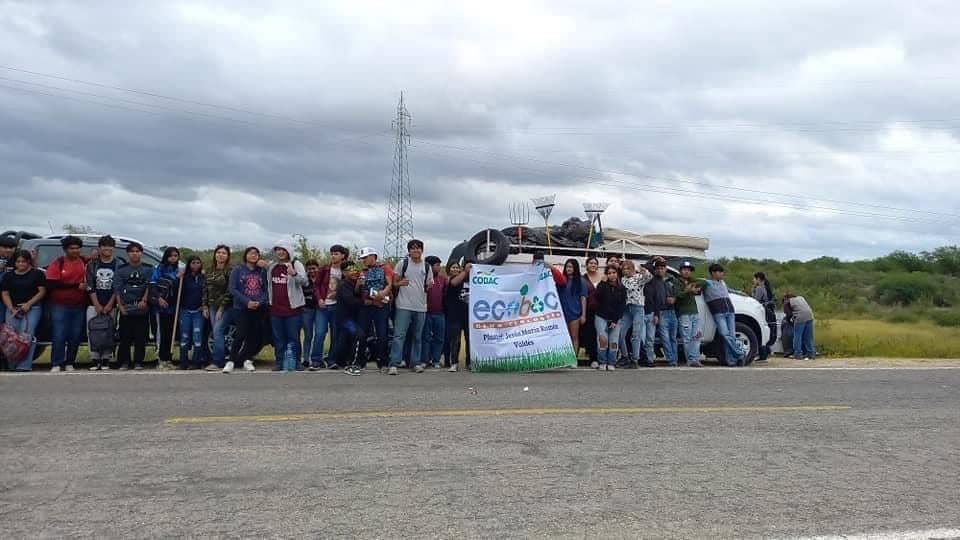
[45,235,90,372]
[387,239,434,375]
[265,240,309,372]
[1,250,46,371]
[178,256,206,370]
[114,242,152,370]
[85,235,119,370]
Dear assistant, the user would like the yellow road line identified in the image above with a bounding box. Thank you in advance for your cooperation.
[165,404,850,425]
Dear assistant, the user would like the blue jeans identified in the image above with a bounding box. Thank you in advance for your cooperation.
[678,313,702,365]
[50,304,85,367]
[390,309,426,368]
[421,313,445,366]
[658,310,679,365]
[178,309,204,368]
[595,316,620,366]
[792,320,816,359]
[301,307,316,364]
[618,304,645,362]
[271,314,303,371]
[6,305,42,371]
[311,304,338,366]
[643,312,657,365]
[713,311,742,366]
[210,307,234,367]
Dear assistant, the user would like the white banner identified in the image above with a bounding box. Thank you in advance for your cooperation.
[468,263,577,372]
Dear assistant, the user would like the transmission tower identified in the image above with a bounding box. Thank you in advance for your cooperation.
[384,92,414,259]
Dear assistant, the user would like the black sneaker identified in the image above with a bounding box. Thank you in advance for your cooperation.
[624,362,638,369]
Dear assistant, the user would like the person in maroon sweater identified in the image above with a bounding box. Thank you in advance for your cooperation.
[45,236,90,372]
[310,244,349,369]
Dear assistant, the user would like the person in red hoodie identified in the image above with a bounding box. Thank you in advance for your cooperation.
[45,235,90,372]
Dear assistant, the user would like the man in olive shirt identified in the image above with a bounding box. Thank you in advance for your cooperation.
[672,261,705,367]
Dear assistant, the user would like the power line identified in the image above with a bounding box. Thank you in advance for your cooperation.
[0,80,393,148]
[409,137,960,220]
[408,142,953,230]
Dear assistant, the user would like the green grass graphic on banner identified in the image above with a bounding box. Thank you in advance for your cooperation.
[471,345,578,373]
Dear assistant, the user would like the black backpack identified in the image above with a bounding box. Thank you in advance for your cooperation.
[88,313,115,353]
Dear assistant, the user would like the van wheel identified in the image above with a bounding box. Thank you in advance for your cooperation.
[735,322,759,365]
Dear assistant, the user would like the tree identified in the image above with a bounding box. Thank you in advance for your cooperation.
[293,234,322,263]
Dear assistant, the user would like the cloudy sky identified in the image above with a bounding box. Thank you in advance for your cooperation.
[2,0,958,261]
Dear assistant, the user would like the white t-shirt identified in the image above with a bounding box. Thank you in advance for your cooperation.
[395,259,433,313]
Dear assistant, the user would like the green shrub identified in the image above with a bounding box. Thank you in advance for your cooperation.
[874,273,937,306]
[931,310,960,327]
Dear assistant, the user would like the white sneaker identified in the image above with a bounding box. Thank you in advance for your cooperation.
[448,365,458,372]
[606,365,615,371]
[590,361,600,370]
[388,367,398,375]
[89,364,100,371]
[50,366,62,373]
[101,364,110,371]
[243,360,256,372]
[802,357,811,361]
[64,365,75,372]
[222,361,234,374]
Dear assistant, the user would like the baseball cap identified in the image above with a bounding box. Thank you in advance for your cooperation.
[359,247,378,259]
[680,261,695,270]
[0,235,17,248]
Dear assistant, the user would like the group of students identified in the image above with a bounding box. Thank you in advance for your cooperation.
[0,234,473,375]
[0,232,816,373]
[554,256,816,368]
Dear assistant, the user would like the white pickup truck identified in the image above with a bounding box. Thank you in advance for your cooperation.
[449,227,771,365]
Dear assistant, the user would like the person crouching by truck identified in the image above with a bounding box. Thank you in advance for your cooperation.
[783,293,816,360]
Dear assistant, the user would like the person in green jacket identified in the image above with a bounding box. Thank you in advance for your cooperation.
[202,245,233,371]
[673,261,706,367]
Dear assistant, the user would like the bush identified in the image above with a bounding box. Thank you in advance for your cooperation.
[874,273,937,306]
[931,310,960,327]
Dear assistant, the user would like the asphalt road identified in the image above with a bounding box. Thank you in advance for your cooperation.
[1,367,959,539]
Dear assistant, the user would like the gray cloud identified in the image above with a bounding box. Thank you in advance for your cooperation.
[1,0,959,262]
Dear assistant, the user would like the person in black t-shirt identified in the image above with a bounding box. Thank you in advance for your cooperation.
[0,234,18,327]
[85,235,119,370]
[1,250,47,370]
[443,261,471,372]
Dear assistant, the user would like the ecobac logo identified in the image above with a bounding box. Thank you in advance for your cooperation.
[473,283,560,322]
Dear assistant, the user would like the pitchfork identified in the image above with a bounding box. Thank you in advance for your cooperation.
[509,202,531,253]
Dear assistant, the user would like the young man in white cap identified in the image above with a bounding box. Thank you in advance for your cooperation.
[389,239,433,375]
[357,247,393,371]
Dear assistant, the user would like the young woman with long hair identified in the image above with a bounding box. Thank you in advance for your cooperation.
[579,256,602,366]
[178,255,206,369]
[594,265,627,371]
[558,258,587,355]
[203,245,233,371]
